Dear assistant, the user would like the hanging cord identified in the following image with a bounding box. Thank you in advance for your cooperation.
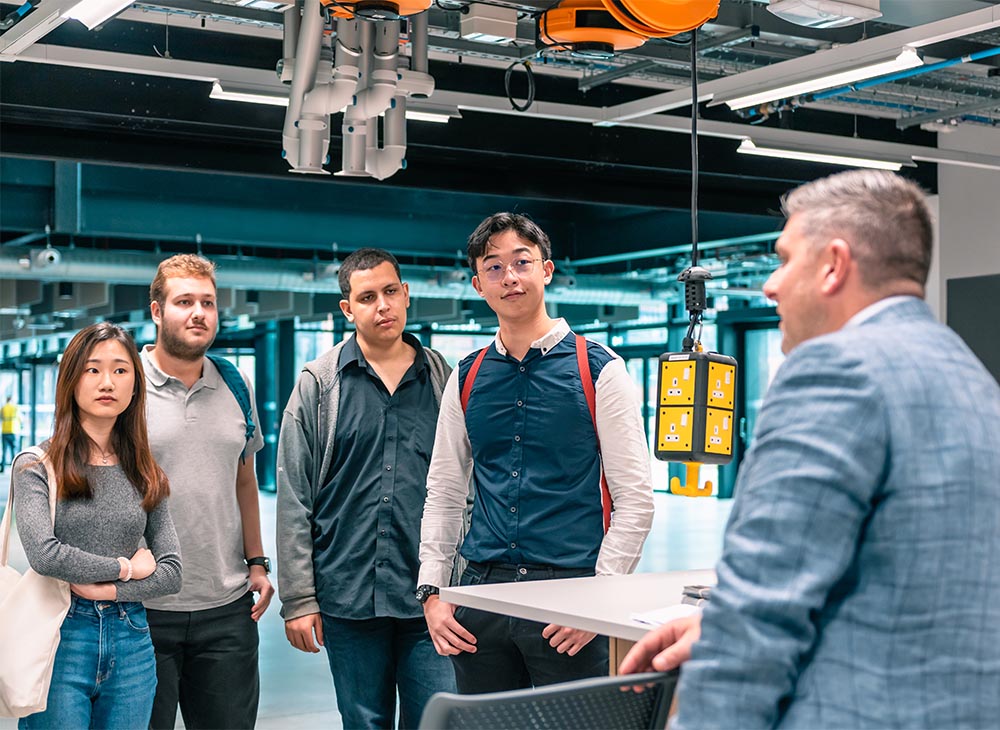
[690,28,699,267]
[505,58,536,112]
[680,27,710,352]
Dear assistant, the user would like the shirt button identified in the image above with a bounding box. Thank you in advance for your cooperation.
[387,435,394,441]
[510,542,517,549]
[385,465,392,471]
[382,496,390,503]
[380,530,386,537]
[519,366,526,373]
[511,471,518,478]
[516,400,523,407]
[514,435,521,442]
[518,567,527,575]
[510,506,517,513]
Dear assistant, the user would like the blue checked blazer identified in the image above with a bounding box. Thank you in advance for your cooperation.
[674,297,1000,729]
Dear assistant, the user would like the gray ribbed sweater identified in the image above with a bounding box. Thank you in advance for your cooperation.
[12,452,182,602]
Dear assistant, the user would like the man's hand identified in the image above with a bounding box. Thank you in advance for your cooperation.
[619,613,702,674]
[423,595,477,656]
[248,566,274,622]
[541,624,597,656]
[285,613,324,653]
[71,582,117,601]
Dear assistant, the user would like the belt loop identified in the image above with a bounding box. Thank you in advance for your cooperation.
[66,595,77,618]
[119,603,127,619]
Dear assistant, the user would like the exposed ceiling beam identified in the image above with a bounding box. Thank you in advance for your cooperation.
[11,42,1000,171]
[599,4,1000,123]
[897,96,1000,129]
[0,0,73,56]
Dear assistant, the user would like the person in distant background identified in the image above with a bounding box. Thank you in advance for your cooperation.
[1,394,20,472]
[13,322,181,730]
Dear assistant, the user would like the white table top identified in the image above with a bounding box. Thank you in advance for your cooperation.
[440,569,716,642]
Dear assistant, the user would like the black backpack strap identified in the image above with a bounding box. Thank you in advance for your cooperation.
[206,354,256,464]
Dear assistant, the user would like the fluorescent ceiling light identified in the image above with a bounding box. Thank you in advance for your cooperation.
[65,0,134,30]
[209,81,289,107]
[721,46,923,110]
[405,111,452,124]
[767,0,882,29]
[405,102,462,124]
[737,139,907,171]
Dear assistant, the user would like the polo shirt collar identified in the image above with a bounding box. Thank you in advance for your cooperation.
[141,345,220,390]
[493,318,570,357]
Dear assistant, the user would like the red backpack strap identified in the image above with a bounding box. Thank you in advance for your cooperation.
[575,335,612,533]
[460,346,490,414]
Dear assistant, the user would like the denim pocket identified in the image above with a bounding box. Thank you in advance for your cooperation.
[121,608,150,634]
[459,568,483,587]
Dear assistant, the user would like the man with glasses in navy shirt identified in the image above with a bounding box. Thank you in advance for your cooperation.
[418,213,655,693]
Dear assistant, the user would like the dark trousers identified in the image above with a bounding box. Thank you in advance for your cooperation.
[321,615,456,730]
[146,592,259,730]
[451,562,609,694]
[1,433,17,470]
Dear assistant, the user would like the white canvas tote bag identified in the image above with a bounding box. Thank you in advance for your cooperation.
[0,446,72,718]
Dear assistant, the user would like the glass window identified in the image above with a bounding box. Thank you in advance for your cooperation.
[744,328,785,447]
[429,334,496,368]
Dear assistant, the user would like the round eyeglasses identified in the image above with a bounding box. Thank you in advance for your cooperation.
[478,257,544,283]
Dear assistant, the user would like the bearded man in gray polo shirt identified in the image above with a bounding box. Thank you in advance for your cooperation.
[142,253,274,730]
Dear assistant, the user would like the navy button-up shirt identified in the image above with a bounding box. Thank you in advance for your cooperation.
[312,333,438,619]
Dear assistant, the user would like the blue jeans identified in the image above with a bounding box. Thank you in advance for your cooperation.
[19,597,156,730]
[322,615,456,730]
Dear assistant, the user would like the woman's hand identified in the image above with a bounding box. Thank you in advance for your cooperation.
[129,548,156,580]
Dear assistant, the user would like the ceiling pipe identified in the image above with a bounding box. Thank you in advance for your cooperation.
[281,0,325,171]
[294,17,363,173]
[367,94,407,179]
[410,9,429,77]
[340,20,375,176]
[279,4,300,83]
[0,249,667,306]
[354,20,400,119]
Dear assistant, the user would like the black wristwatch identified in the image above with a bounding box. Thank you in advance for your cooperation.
[246,556,271,574]
[415,584,440,604]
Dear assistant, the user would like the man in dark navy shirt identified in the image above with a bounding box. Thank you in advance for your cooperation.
[276,248,454,729]
[418,214,654,693]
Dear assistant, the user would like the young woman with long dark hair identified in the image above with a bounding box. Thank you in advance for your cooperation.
[13,322,181,730]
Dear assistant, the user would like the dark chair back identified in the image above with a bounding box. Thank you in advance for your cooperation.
[419,671,678,730]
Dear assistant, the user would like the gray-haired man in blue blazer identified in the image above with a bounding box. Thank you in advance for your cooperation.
[622,170,1000,729]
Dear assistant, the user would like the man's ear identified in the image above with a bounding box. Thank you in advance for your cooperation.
[821,239,853,295]
[402,281,410,308]
[542,259,555,284]
[150,300,162,326]
[472,275,486,297]
[338,298,354,322]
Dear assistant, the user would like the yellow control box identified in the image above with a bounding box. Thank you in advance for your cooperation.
[655,351,737,464]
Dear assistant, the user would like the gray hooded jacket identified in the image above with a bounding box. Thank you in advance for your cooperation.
[276,335,452,620]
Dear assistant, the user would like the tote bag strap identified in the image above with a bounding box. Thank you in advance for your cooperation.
[1,446,57,568]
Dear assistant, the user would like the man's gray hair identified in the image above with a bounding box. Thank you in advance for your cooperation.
[782,170,934,289]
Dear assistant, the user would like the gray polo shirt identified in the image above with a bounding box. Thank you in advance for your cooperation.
[141,346,264,611]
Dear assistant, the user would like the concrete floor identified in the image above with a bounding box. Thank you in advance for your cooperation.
[0,469,731,730]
